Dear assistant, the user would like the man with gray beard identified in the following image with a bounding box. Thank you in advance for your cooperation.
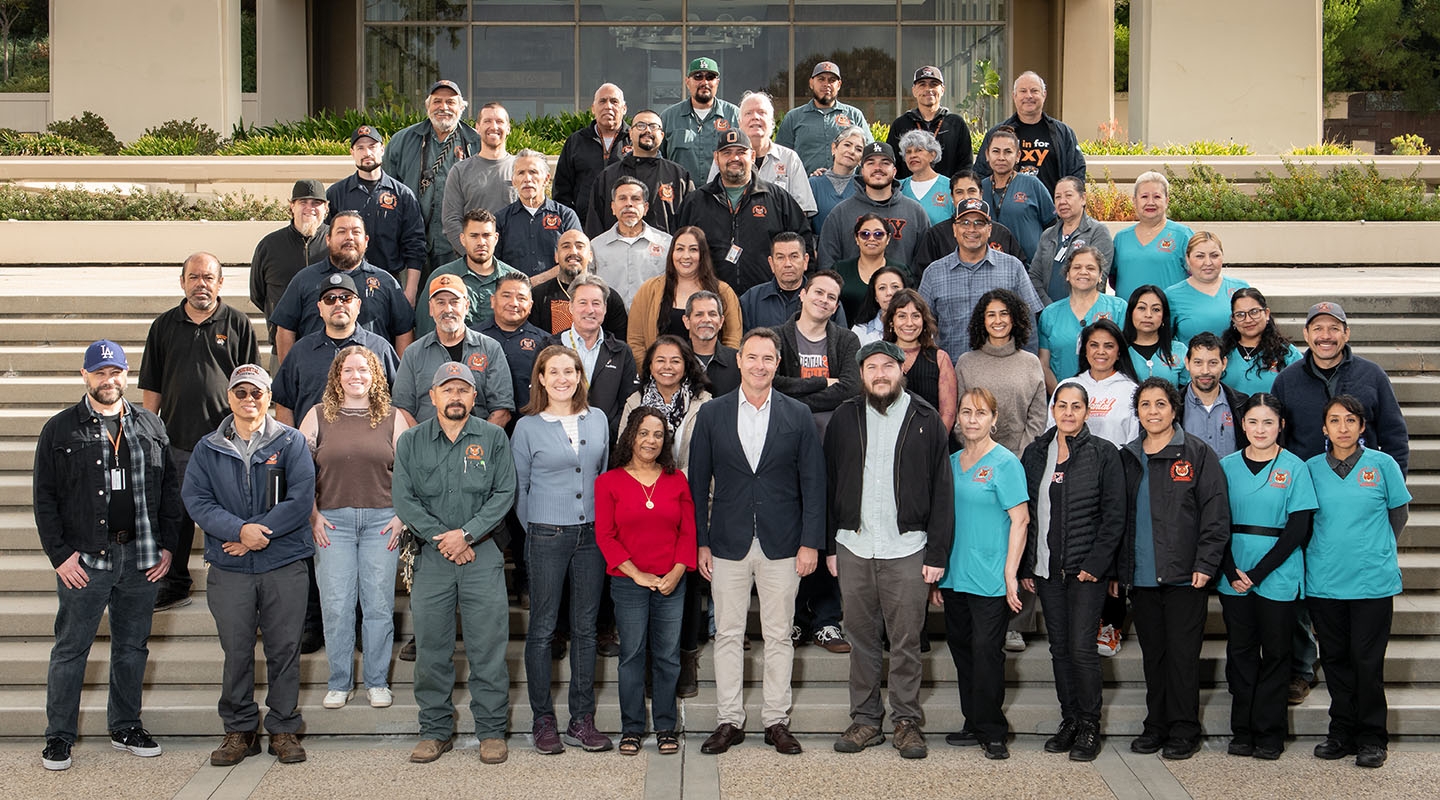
[391,273,514,427]
[823,340,953,760]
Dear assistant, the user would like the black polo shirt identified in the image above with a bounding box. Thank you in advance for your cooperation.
[479,320,555,411]
[138,299,261,450]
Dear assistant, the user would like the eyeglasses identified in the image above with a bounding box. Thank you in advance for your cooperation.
[1231,308,1268,321]
[954,218,989,228]
[691,72,719,81]
[321,293,356,305]
[630,121,663,132]
[231,388,265,400]
[856,229,888,241]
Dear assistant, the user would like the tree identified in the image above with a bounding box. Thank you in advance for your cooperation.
[1324,0,1440,110]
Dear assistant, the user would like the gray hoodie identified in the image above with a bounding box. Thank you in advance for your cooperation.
[817,175,932,271]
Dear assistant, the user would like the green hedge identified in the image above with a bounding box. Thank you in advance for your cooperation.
[0,185,288,221]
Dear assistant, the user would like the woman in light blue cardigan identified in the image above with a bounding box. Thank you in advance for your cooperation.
[511,345,613,754]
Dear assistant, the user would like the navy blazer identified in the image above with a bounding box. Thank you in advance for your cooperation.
[688,387,826,561]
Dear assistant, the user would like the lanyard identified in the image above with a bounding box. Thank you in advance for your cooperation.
[105,413,124,468]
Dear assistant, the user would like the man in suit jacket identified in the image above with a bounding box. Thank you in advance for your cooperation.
[689,328,826,757]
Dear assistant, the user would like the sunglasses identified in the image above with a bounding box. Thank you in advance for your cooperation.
[856,230,888,241]
[691,72,719,81]
[231,388,265,400]
[321,292,356,305]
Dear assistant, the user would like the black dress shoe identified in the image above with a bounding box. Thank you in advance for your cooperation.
[398,637,416,662]
[700,723,745,754]
[1314,737,1356,760]
[982,740,1010,760]
[1130,731,1164,755]
[1044,719,1078,753]
[764,722,803,755]
[300,628,325,654]
[1356,744,1387,768]
[1162,737,1201,760]
[946,729,979,747]
[1227,740,1255,757]
[1253,745,1283,760]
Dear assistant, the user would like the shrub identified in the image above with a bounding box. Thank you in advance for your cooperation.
[1084,175,1135,221]
[0,131,101,156]
[513,110,593,144]
[217,136,349,156]
[1288,141,1363,155]
[120,134,206,156]
[143,119,224,154]
[870,122,890,145]
[1257,160,1440,221]
[46,112,121,155]
[1390,134,1431,156]
[504,129,563,157]
[1166,165,1256,222]
[0,184,288,221]
[1078,139,1252,156]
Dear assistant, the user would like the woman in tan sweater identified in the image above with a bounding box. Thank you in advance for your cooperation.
[627,226,741,364]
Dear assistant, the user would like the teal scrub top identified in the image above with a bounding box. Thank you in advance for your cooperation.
[1039,293,1129,383]
[1167,276,1251,346]
[1218,449,1318,601]
[1222,343,1303,395]
[1112,220,1195,302]
[1304,448,1410,600]
[941,447,1029,597]
[901,175,955,226]
[1128,342,1189,384]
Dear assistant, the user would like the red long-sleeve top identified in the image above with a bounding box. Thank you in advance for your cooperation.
[595,467,698,577]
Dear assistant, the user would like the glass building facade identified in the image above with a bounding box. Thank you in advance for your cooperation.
[363,0,1006,124]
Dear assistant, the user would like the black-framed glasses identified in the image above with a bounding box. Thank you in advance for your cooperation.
[1232,307,1268,321]
[321,292,356,305]
[231,388,265,400]
[630,121,663,132]
[856,230,888,241]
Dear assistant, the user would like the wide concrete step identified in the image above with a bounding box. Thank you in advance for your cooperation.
[1351,346,1440,374]
[0,317,267,347]
[7,635,1440,691]
[1267,294,1440,317]
[3,682,1438,738]
[6,588,1440,640]
[1271,317,1440,345]
[0,294,260,318]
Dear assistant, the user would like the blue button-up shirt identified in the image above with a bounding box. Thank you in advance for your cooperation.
[495,198,582,277]
[269,258,416,343]
[272,327,400,425]
[776,100,873,174]
[917,248,1044,359]
[325,171,427,278]
[1182,385,1237,458]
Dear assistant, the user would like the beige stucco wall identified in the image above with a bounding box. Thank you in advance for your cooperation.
[1059,0,1115,143]
[50,0,243,142]
[253,0,308,126]
[1128,0,1322,151]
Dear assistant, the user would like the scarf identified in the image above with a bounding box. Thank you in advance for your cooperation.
[642,378,690,432]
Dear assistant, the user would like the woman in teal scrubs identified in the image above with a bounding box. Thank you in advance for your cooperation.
[1110,171,1195,301]
[1220,288,1303,394]
[938,387,1030,760]
[1218,394,1317,760]
[1166,231,1250,345]
[1123,285,1188,384]
[1305,395,1411,770]
[1038,246,1129,394]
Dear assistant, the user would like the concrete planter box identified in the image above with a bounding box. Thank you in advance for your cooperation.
[1098,221,1440,266]
[0,220,280,265]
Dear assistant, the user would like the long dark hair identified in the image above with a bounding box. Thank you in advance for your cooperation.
[656,226,721,338]
[1221,287,1295,375]
[966,288,1033,352]
[856,265,908,323]
[1123,284,1179,368]
[639,334,711,395]
[882,288,937,350]
[613,406,679,474]
[1078,318,1140,382]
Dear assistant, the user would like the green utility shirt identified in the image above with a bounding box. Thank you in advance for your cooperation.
[394,416,516,549]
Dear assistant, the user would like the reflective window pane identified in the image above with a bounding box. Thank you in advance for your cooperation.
[686,0,786,22]
[790,26,900,122]
[686,25,791,112]
[581,0,683,24]
[472,26,575,117]
[364,26,469,111]
[902,0,1004,23]
[900,24,1005,129]
[473,0,574,22]
[366,0,469,22]
[580,27,679,112]
[796,0,897,23]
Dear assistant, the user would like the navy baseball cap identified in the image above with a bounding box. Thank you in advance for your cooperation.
[84,340,127,371]
[954,198,992,220]
[350,125,383,146]
[427,79,462,96]
[861,141,895,164]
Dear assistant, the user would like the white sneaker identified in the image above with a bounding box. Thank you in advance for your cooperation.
[368,687,394,708]
[323,690,353,709]
[1097,624,1122,657]
[1004,631,1027,652]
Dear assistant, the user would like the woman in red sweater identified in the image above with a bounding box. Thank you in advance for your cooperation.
[595,407,698,756]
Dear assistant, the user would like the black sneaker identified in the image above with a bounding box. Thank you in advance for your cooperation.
[41,737,72,771]
[945,729,980,747]
[1356,744,1387,768]
[300,627,325,654]
[1162,737,1201,760]
[1227,740,1255,757]
[1130,731,1165,754]
[1314,737,1356,760]
[982,740,1010,760]
[1069,722,1101,762]
[153,591,192,611]
[1044,719,1078,753]
[111,726,162,757]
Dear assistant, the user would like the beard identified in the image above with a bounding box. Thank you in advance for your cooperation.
[443,402,470,420]
[330,245,362,271]
[863,376,905,413]
[294,216,323,238]
[88,383,124,406]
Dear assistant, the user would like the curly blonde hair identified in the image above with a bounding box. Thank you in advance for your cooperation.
[319,345,391,428]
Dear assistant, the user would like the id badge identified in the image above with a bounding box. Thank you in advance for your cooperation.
[110,468,126,491]
[725,243,743,264]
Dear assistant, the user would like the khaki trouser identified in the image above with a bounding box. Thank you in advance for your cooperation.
[711,538,802,728]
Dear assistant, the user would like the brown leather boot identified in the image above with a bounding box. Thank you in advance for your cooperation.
[677,648,699,698]
[268,732,307,763]
[210,730,259,766]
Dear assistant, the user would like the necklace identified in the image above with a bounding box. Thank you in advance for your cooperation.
[629,466,660,509]
[1235,343,1259,361]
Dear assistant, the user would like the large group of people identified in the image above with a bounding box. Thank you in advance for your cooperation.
[33,63,1412,776]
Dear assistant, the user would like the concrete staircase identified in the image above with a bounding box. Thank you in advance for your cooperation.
[1,268,1438,740]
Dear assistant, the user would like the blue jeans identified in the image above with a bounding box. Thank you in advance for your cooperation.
[611,574,686,733]
[47,541,160,742]
[313,506,400,691]
[524,522,605,722]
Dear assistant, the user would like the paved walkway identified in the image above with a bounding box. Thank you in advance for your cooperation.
[5,735,1440,800]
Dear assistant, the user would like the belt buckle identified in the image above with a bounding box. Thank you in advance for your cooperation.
[112,529,134,544]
